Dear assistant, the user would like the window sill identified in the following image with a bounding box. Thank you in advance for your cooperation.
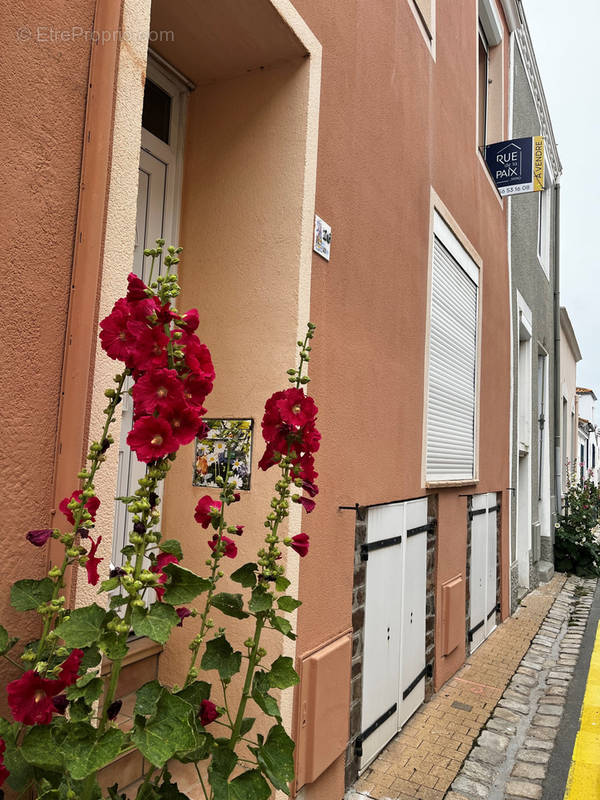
[425,478,479,489]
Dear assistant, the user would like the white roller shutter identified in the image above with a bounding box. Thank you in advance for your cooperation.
[426,214,479,481]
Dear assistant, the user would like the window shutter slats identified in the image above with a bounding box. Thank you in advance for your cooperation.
[426,234,478,481]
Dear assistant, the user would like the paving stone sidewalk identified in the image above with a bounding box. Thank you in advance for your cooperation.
[348,574,567,800]
[448,575,596,800]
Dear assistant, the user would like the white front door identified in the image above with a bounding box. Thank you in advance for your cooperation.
[469,492,498,653]
[360,498,428,770]
[111,56,187,569]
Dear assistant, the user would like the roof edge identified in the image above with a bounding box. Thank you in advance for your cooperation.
[560,307,582,363]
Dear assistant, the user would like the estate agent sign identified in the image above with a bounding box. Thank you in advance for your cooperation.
[484,136,544,196]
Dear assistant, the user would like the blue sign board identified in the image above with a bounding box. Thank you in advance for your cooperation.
[484,136,544,196]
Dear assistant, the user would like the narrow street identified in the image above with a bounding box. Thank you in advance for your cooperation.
[347,574,598,800]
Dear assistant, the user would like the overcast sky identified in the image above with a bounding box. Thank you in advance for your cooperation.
[523,0,600,391]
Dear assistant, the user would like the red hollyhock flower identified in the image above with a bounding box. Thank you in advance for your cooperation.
[151,552,179,601]
[290,533,310,557]
[233,525,244,536]
[0,738,9,787]
[194,495,222,528]
[292,453,318,484]
[128,322,169,370]
[198,699,220,726]
[181,308,199,331]
[132,368,185,414]
[57,649,84,688]
[294,496,316,514]
[276,388,318,428]
[99,298,134,362]
[7,671,62,725]
[163,401,204,446]
[176,607,191,626]
[258,445,279,472]
[208,535,237,559]
[182,373,212,409]
[59,491,100,527]
[127,416,178,463]
[182,335,215,381]
[85,535,103,586]
[300,422,321,454]
[26,528,53,547]
[126,272,149,301]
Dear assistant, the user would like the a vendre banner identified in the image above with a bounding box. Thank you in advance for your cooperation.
[484,136,545,196]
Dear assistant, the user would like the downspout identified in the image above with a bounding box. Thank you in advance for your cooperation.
[553,183,561,518]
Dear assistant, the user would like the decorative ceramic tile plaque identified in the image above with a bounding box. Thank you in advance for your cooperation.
[193,418,254,490]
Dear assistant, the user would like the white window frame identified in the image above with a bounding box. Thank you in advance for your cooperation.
[536,163,553,278]
[424,210,481,485]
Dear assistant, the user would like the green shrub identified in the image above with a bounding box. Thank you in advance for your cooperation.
[554,469,600,576]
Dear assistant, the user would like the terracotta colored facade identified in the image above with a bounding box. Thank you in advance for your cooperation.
[2,1,517,799]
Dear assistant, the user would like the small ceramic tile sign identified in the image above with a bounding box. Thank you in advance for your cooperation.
[313,215,331,261]
[193,419,254,491]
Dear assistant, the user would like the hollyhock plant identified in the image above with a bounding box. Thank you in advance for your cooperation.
[0,242,318,800]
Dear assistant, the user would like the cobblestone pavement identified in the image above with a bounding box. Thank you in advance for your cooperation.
[447,575,596,800]
[347,574,567,800]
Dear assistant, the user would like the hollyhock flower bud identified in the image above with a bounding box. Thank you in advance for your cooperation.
[26,529,53,547]
[181,308,200,331]
[126,272,149,301]
[133,521,146,535]
[110,566,126,578]
[59,491,101,527]
[107,699,123,720]
[208,535,237,559]
[198,699,220,727]
[290,533,310,557]
[52,694,69,714]
[194,496,222,529]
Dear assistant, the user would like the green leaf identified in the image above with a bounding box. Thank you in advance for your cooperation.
[80,644,102,670]
[65,673,103,704]
[230,562,258,588]
[21,725,64,772]
[270,615,295,638]
[275,576,291,592]
[249,586,273,613]
[159,539,184,560]
[132,690,196,767]
[109,594,129,610]
[10,577,54,611]
[99,577,120,592]
[121,544,136,556]
[277,596,302,612]
[135,680,163,716]
[212,592,249,619]
[132,603,179,645]
[230,770,271,800]
[176,680,211,707]
[201,635,242,681]
[4,739,34,792]
[55,604,107,648]
[208,744,238,800]
[98,629,128,660]
[61,723,124,780]
[251,671,281,721]
[69,697,93,722]
[162,563,211,605]
[240,717,256,736]
[0,717,18,743]
[256,724,295,793]
[267,656,299,690]
[156,773,189,799]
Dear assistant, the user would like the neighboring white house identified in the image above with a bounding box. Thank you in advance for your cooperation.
[559,308,581,493]
[576,387,599,486]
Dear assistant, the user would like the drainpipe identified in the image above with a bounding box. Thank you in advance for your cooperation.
[553,183,561,519]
